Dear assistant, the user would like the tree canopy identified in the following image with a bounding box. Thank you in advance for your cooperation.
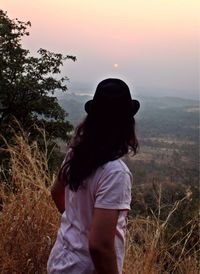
[0,9,76,142]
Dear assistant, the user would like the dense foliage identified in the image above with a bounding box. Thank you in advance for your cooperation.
[0,9,75,143]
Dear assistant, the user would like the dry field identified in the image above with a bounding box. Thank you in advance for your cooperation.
[0,132,199,274]
[185,108,200,113]
[145,137,196,146]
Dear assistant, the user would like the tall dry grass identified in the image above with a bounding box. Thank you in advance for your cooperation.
[123,194,199,274]
[0,131,199,273]
[0,130,59,273]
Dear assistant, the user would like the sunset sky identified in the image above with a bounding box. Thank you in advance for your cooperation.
[1,0,199,99]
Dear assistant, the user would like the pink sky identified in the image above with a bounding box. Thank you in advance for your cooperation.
[1,0,199,98]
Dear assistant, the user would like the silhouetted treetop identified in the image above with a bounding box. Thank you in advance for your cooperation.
[0,9,76,142]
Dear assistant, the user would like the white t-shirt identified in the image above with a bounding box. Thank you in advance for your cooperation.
[47,158,132,274]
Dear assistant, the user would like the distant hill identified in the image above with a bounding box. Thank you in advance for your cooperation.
[58,94,199,133]
[58,93,92,125]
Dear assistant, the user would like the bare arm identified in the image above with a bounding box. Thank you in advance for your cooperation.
[51,173,65,214]
[89,208,119,274]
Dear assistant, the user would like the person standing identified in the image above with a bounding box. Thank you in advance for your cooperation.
[47,78,140,274]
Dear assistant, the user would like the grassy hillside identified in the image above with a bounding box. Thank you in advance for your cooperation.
[0,131,199,274]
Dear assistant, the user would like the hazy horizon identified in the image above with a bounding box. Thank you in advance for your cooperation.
[1,0,199,100]
[61,80,199,101]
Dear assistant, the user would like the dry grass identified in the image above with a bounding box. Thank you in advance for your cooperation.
[123,185,199,274]
[0,131,199,274]
[0,130,59,273]
[124,219,199,274]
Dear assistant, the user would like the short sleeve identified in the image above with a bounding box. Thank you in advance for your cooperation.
[94,171,132,210]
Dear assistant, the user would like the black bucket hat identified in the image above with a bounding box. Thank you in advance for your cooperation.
[85,78,140,116]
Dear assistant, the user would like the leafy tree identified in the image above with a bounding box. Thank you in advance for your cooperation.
[0,9,76,143]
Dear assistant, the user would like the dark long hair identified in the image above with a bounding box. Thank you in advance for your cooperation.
[60,111,138,191]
